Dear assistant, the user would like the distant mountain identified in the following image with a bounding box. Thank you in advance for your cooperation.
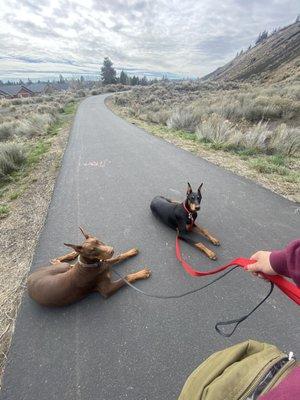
[201,21,300,83]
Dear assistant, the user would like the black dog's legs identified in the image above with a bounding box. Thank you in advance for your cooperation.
[177,228,217,260]
[192,224,220,246]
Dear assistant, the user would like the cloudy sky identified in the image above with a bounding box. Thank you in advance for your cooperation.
[0,0,298,81]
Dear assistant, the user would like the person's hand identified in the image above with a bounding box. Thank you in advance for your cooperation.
[245,251,276,278]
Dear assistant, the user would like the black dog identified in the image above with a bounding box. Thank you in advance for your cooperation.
[150,183,220,260]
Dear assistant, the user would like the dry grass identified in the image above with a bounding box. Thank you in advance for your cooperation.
[0,92,80,183]
[0,122,16,142]
[0,143,26,179]
[0,122,72,381]
[196,116,300,156]
[196,114,236,144]
[0,263,27,374]
[108,93,300,202]
[15,113,55,138]
[112,80,300,158]
[167,108,199,132]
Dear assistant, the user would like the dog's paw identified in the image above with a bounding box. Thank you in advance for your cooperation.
[141,267,151,278]
[211,238,220,246]
[127,248,139,257]
[208,252,217,260]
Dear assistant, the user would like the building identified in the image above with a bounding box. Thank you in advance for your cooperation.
[0,85,34,98]
[51,82,70,91]
[26,83,51,95]
[0,80,72,99]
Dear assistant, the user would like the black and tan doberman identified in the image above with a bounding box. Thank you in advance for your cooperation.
[150,183,220,260]
[27,227,151,307]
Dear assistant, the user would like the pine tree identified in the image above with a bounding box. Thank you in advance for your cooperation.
[140,76,148,86]
[131,75,139,85]
[119,70,128,85]
[101,57,117,85]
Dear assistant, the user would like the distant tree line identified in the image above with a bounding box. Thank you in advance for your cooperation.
[0,76,68,86]
[100,57,159,86]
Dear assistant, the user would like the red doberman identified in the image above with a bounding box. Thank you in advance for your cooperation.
[27,227,151,307]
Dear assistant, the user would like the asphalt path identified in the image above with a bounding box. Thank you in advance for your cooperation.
[1,94,299,400]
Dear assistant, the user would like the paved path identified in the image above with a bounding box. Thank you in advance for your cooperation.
[1,94,299,400]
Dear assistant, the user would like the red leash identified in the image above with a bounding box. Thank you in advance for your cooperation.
[175,235,300,305]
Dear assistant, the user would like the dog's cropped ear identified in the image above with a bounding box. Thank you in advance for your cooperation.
[198,183,203,193]
[187,182,192,195]
[79,226,90,239]
[64,243,83,253]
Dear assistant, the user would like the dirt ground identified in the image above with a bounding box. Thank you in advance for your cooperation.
[0,124,71,381]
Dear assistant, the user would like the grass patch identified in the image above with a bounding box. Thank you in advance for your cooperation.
[9,191,21,200]
[47,100,78,137]
[249,157,290,175]
[47,119,62,136]
[62,101,77,115]
[0,204,9,217]
[26,140,51,166]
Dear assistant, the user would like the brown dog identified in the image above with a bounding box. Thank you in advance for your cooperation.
[27,227,151,307]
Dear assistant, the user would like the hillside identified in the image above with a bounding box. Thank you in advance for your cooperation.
[202,21,300,82]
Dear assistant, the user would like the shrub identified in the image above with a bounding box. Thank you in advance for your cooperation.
[34,96,45,103]
[16,113,54,138]
[0,122,16,141]
[114,95,128,106]
[37,105,57,115]
[146,109,171,125]
[0,142,26,180]
[167,108,200,132]
[243,121,271,151]
[270,124,300,156]
[44,95,54,102]
[76,90,86,98]
[243,122,300,156]
[196,114,236,144]
[11,99,22,105]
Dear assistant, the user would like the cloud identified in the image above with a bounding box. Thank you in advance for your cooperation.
[0,0,298,80]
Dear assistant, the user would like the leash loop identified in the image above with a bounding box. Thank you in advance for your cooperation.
[215,282,274,337]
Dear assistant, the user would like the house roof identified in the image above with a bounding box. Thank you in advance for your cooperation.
[26,83,49,93]
[0,85,34,96]
[52,82,70,91]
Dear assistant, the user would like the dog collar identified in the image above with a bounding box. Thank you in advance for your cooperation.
[182,202,193,220]
[78,255,102,268]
